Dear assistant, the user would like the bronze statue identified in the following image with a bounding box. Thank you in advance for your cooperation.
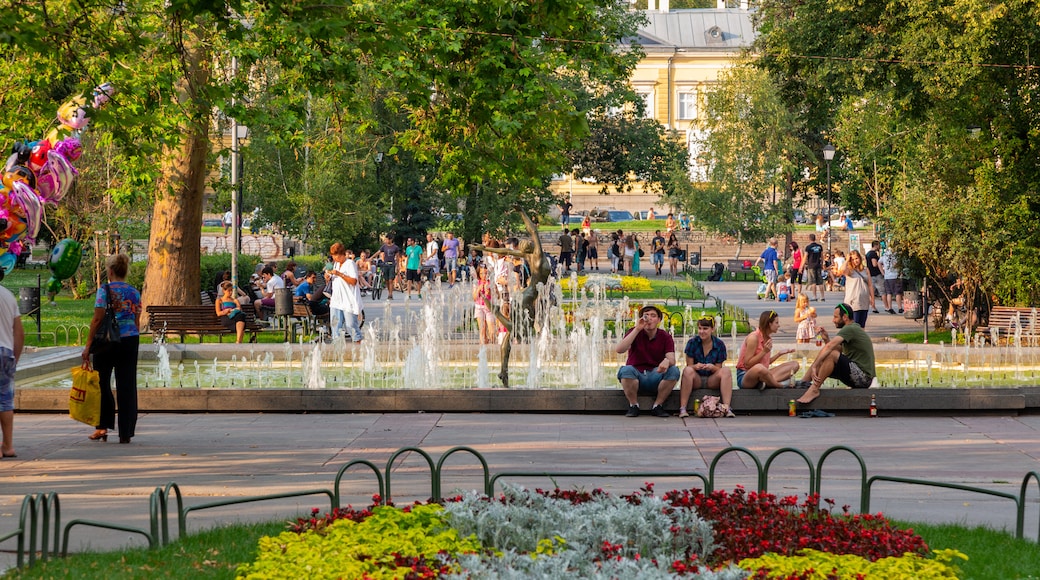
[468,209,552,387]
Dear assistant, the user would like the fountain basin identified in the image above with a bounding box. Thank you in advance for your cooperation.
[12,343,1040,414]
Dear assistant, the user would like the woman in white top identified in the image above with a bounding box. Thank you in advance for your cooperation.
[326,243,363,342]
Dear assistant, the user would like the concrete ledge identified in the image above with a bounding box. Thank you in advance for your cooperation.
[14,386,1035,415]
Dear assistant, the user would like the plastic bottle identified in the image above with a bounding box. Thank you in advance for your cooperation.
[788,399,796,417]
[870,394,878,418]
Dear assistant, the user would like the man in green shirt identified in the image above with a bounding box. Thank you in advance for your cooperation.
[796,302,876,404]
[404,238,424,300]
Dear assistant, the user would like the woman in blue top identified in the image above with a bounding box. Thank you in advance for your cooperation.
[679,316,734,418]
[82,254,141,444]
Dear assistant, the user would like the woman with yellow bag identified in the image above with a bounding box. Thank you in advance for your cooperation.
[82,254,141,444]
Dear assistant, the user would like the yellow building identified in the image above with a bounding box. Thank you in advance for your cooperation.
[557,1,756,217]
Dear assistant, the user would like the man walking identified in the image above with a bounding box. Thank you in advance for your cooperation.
[651,230,666,275]
[558,226,574,273]
[326,243,363,343]
[404,237,423,300]
[374,235,400,300]
[754,238,781,300]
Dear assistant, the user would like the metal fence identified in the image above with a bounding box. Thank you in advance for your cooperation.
[1,444,1037,569]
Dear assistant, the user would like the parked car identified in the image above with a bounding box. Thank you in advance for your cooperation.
[202,218,223,227]
[605,210,635,222]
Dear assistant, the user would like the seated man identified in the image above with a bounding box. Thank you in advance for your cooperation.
[252,266,285,320]
[295,270,330,318]
[679,316,734,418]
[615,305,680,418]
[796,303,876,404]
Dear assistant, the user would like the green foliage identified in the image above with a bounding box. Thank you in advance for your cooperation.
[737,548,967,579]
[237,504,483,579]
[901,520,1040,580]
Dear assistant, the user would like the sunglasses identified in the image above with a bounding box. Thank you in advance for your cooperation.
[697,316,714,328]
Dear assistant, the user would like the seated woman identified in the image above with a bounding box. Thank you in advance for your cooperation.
[735,310,800,390]
[356,250,374,290]
[679,316,734,418]
[216,281,247,343]
[282,261,300,289]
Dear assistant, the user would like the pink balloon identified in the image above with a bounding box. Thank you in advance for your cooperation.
[36,150,77,204]
[9,181,43,241]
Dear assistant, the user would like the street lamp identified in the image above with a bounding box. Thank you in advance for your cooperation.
[822,143,835,254]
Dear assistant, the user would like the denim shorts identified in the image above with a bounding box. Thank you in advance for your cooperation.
[0,348,15,412]
[617,365,680,395]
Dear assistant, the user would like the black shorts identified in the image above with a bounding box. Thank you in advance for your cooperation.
[222,311,246,330]
[830,353,873,389]
[406,269,421,282]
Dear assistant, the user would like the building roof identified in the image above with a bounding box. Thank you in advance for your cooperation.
[633,9,757,52]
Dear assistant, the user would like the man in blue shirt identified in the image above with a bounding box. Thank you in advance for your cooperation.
[754,238,781,300]
[679,316,734,418]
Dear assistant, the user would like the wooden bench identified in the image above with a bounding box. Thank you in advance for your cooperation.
[146,305,264,343]
[978,306,1040,345]
[725,259,758,281]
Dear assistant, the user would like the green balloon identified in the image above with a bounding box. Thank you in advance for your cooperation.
[46,277,62,295]
[48,238,83,280]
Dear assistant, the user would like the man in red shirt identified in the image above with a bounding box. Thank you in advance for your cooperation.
[615,305,679,417]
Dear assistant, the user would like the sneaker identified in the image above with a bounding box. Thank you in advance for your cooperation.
[678,407,690,418]
[650,405,670,418]
[721,404,736,418]
[886,309,897,315]
[625,405,640,417]
[872,309,880,314]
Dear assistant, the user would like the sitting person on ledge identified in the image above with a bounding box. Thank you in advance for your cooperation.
[679,316,734,418]
[796,303,876,404]
[735,310,799,390]
[615,305,679,418]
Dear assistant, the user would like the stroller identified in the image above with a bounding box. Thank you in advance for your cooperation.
[707,262,724,282]
[752,265,774,300]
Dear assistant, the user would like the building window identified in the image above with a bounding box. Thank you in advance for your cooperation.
[678,91,697,120]
[636,91,654,119]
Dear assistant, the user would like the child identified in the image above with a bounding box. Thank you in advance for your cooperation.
[794,295,814,343]
[776,274,791,302]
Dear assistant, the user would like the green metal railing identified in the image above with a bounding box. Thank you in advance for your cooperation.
[2,444,1037,570]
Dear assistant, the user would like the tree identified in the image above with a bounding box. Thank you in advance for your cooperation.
[675,64,810,257]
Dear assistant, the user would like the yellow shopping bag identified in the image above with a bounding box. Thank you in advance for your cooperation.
[69,363,101,427]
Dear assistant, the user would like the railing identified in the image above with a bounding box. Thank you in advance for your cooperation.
[2,445,1037,570]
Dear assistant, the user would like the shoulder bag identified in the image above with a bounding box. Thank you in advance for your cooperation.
[89,283,122,356]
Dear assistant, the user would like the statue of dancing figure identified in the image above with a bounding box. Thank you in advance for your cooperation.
[468,209,551,387]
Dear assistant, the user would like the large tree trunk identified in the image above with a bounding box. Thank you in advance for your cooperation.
[140,28,212,320]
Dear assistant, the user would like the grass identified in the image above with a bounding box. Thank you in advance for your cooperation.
[4,517,1035,579]
[897,520,1040,580]
[1,269,95,349]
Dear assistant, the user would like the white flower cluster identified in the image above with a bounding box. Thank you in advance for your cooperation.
[441,486,748,579]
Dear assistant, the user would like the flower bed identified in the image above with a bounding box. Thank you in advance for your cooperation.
[235,485,966,579]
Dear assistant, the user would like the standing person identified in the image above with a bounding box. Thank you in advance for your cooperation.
[587,230,600,271]
[735,310,799,390]
[665,213,677,233]
[472,263,496,344]
[794,294,815,343]
[374,235,400,300]
[631,234,642,275]
[442,232,461,287]
[424,233,440,281]
[803,234,825,301]
[82,254,141,444]
[795,303,876,404]
[615,306,679,418]
[574,232,588,274]
[842,250,875,327]
[326,243,363,342]
[788,241,803,297]
[651,230,666,275]
[865,240,883,311]
[880,247,904,314]
[666,233,681,277]
[216,281,247,343]
[679,316,733,418]
[558,226,574,273]
[404,237,423,300]
[222,208,233,235]
[0,281,24,457]
[647,207,656,220]
[754,238,781,301]
[559,199,573,226]
[609,233,621,273]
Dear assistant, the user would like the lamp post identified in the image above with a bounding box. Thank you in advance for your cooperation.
[823,143,835,255]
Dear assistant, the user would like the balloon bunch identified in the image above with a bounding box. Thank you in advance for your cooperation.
[0,83,113,292]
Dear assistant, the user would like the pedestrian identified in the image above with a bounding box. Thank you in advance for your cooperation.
[82,254,141,444]
[788,241,802,296]
[326,243,363,342]
[754,238,781,300]
[803,234,824,301]
[222,208,233,235]
[472,263,496,344]
[651,230,666,275]
[0,281,23,457]
[559,199,572,226]
[880,247,904,314]
[842,250,875,328]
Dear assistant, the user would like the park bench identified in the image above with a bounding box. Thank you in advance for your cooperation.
[725,259,758,281]
[146,305,264,343]
[977,306,1040,345]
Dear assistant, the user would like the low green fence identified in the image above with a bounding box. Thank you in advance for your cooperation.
[1,444,1037,569]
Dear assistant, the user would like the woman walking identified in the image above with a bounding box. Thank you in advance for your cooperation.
[667,233,680,277]
[82,254,141,444]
